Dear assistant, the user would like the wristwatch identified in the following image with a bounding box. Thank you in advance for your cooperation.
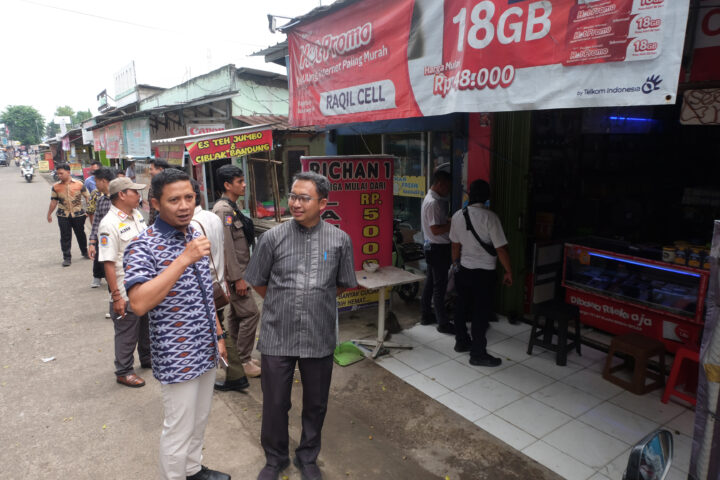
[217,332,227,341]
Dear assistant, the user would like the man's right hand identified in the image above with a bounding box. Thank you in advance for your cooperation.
[88,244,96,260]
[112,298,126,317]
[181,236,211,265]
[47,214,52,223]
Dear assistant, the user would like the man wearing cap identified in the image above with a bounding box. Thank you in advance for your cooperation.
[98,177,151,387]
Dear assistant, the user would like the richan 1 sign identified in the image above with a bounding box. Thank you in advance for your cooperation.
[287,0,690,126]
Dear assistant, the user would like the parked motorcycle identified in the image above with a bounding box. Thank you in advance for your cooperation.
[22,164,34,183]
[392,218,425,303]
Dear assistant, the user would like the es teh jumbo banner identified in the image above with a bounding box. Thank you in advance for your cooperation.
[287,0,690,126]
[301,155,394,271]
[184,129,272,165]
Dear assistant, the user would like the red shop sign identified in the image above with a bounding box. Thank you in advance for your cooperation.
[301,156,394,270]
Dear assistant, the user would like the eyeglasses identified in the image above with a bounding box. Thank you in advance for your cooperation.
[288,193,317,204]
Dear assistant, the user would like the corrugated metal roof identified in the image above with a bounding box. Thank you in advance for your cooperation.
[233,115,316,132]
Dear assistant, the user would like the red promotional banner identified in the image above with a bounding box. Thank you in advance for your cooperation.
[184,129,272,165]
[686,1,720,82]
[287,0,690,126]
[301,156,394,270]
[93,127,106,151]
[105,122,123,159]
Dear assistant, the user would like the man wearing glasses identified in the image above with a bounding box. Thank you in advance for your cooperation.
[245,171,357,480]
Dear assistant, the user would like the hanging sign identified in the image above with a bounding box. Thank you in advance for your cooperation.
[184,129,273,165]
[124,118,151,157]
[93,127,107,151]
[105,122,124,159]
[287,0,690,126]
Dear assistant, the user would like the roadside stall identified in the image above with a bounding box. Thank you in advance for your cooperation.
[151,125,281,218]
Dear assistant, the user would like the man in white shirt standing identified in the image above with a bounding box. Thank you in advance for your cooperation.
[420,168,454,334]
[98,177,151,386]
[449,179,513,367]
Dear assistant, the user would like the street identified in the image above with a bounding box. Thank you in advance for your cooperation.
[0,167,558,479]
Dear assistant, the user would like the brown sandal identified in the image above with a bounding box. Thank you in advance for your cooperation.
[116,373,146,388]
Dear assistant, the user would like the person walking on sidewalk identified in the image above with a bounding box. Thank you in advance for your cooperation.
[245,171,357,480]
[84,161,102,193]
[98,177,151,387]
[124,169,230,480]
[420,166,455,334]
[87,167,116,288]
[212,165,261,384]
[46,163,91,267]
[450,179,513,367]
[147,158,169,225]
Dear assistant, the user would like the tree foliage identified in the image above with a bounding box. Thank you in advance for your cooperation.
[0,105,44,145]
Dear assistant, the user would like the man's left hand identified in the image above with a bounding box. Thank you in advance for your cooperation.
[235,279,249,296]
[218,339,228,365]
[503,272,513,287]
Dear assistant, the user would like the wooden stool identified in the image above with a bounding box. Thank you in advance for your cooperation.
[662,347,699,406]
[603,333,665,395]
[527,301,581,366]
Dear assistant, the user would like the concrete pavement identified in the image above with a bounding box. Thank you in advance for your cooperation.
[0,166,560,479]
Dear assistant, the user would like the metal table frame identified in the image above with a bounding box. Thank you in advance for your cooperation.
[351,266,425,358]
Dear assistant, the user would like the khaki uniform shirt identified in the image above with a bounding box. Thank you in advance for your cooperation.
[98,205,146,301]
[212,197,251,283]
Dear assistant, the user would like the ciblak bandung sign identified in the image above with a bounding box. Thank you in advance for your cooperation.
[184,129,273,165]
[287,0,690,126]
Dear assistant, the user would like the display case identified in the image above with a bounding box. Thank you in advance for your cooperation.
[563,243,709,353]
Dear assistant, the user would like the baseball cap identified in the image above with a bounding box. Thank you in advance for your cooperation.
[109,177,146,195]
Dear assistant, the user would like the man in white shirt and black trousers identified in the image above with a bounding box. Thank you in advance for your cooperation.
[420,167,455,334]
[449,179,513,367]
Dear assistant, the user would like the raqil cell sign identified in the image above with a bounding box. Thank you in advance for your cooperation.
[286,0,689,126]
[184,129,272,165]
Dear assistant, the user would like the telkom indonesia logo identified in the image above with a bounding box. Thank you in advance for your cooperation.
[298,23,372,70]
[642,74,662,94]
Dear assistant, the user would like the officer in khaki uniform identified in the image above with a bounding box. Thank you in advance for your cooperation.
[212,164,261,385]
[98,177,151,388]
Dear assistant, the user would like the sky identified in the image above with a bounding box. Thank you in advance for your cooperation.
[0,0,326,123]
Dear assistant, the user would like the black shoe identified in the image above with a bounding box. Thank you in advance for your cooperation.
[187,465,231,480]
[257,459,290,480]
[436,322,455,335]
[454,341,471,353]
[214,377,249,392]
[82,253,90,259]
[469,354,502,367]
[62,259,71,267]
[420,313,436,325]
[293,457,323,480]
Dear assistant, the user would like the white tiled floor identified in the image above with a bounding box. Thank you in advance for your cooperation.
[375,321,696,480]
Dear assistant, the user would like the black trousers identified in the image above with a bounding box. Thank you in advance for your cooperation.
[92,258,105,279]
[421,243,451,325]
[260,355,334,466]
[454,266,496,358]
[57,215,87,260]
